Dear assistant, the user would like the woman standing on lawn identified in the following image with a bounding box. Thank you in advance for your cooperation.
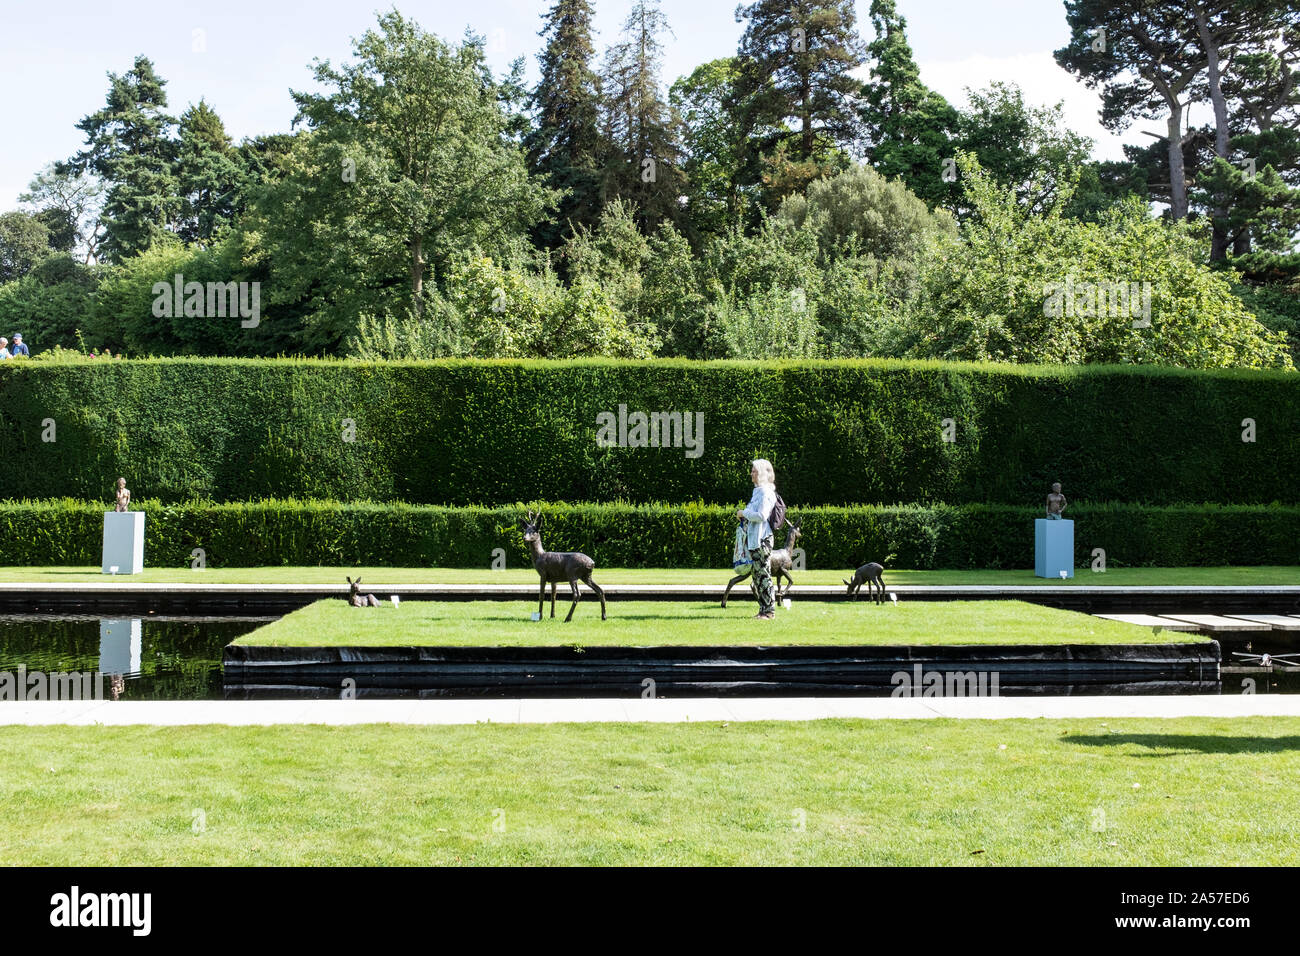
[737,458,778,620]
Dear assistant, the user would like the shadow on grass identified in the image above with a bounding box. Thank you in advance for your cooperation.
[1063,734,1300,756]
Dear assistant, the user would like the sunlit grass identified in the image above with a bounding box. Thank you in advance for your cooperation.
[1,718,1295,865]
[235,599,1179,647]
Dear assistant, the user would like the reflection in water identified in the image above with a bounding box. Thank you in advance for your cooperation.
[99,619,142,685]
[0,614,271,701]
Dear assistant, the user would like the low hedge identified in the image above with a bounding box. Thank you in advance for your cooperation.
[1,357,1297,506]
[1,499,1295,570]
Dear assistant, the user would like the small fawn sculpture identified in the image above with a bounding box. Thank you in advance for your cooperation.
[843,562,886,604]
[520,510,607,621]
[347,576,380,607]
[722,518,801,608]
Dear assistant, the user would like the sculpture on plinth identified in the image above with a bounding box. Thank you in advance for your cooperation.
[102,477,143,574]
[113,477,131,513]
[1045,482,1067,520]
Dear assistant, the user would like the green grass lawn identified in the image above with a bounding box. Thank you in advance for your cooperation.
[235,599,1179,648]
[1,718,1295,865]
[2,565,1297,586]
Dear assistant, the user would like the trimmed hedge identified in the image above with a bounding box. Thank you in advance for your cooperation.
[1,357,1297,505]
[1,499,1295,569]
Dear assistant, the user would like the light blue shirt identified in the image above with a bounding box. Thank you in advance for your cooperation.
[742,484,776,550]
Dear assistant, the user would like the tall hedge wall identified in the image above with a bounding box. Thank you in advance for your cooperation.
[1,499,1295,569]
[1,358,1296,505]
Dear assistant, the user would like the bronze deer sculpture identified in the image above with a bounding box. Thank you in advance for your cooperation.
[519,511,607,621]
[843,562,886,604]
[346,576,380,607]
[722,518,801,609]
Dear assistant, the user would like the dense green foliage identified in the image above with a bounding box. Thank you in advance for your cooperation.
[248,12,556,348]
[1,358,1296,506]
[0,256,96,350]
[0,497,1293,569]
[899,158,1294,368]
[0,212,53,282]
[3,5,1295,366]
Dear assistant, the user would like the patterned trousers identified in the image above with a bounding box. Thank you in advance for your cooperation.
[749,536,776,615]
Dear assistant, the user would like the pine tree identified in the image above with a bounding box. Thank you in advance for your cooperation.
[859,0,959,209]
[61,56,178,262]
[525,0,605,246]
[733,0,865,201]
[1055,1,1208,221]
[598,0,686,232]
[1214,9,1300,258]
[176,100,245,245]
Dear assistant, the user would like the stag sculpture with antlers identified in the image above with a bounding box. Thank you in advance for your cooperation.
[519,510,607,622]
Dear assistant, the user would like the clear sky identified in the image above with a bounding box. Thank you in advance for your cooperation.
[0,0,1181,208]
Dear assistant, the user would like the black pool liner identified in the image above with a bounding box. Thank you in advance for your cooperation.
[223,641,1220,697]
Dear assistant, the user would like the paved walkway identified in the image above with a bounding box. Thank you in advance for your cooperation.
[2,694,1298,726]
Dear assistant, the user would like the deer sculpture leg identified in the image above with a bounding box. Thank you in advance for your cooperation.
[537,580,546,620]
[582,572,607,620]
[550,581,557,618]
[776,569,792,599]
[564,578,582,622]
[721,567,753,608]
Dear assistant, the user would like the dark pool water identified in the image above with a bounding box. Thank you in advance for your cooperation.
[0,614,273,700]
[0,614,1297,700]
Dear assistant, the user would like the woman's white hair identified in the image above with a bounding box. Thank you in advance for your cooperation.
[751,458,776,488]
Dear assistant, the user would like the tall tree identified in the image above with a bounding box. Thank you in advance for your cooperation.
[1187,0,1285,259]
[1056,2,1211,221]
[599,0,686,231]
[1218,5,1300,256]
[61,56,178,261]
[525,0,605,246]
[252,11,555,346]
[20,164,105,261]
[735,0,865,165]
[859,0,959,209]
[176,99,245,245]
[670,57,760,239]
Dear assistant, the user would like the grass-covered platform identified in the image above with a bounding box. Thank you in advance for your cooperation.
[225,600,1217,696]
[2,565,1298,587]
[1,718,1295,865]
[235,599,1174,648]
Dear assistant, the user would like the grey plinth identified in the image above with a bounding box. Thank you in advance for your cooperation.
[102,511,145,574]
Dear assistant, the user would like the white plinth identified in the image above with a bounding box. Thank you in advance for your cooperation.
[102,511,145,574]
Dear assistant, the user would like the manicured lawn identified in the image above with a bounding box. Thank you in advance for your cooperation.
[235,599,1178,647]
[1,718,1295,865]
[1,565,1297,586]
